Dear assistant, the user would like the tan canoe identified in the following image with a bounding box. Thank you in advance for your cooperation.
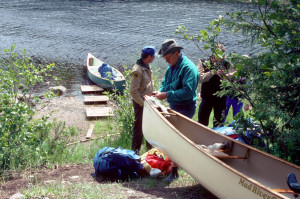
[142,96,300,199]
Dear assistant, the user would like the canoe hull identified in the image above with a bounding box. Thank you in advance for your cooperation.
[142,97,300,199]
[87,53,126,94]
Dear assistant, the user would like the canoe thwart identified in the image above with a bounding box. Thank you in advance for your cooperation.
[217,148,249,159]
[161,112,176,116]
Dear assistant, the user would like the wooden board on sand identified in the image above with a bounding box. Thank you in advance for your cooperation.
[81,85,104,93]
[83,95,109,103]
[85,107,113,118]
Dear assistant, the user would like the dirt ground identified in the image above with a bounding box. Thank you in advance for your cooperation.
[1,163,217,199]
[0,96,218,199]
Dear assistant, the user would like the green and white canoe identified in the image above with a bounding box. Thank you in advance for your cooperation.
[86,53,126,94]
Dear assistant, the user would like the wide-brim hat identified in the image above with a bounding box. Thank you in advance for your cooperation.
[158,39,183,57]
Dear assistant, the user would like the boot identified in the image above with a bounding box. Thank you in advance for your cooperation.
[163,167,179,182]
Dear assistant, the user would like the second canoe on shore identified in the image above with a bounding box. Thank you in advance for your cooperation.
[87,53,126,94]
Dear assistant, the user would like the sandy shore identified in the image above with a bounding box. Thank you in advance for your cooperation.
[34,96,93,134]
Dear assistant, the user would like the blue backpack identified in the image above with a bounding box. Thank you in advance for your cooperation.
[93,147,142,180]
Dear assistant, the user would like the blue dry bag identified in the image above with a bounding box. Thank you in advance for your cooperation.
[98,63,117,80]
[93,147,142,180]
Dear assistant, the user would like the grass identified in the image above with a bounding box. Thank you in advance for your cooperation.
[22,171,205,199]
[58,118,120,164]
[23,181,129,199]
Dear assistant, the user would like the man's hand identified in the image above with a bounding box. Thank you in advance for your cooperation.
[154,92,167,100]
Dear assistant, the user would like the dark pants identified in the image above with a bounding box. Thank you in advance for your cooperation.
[169,100,196,119]
[198,96,226,127]
[131,100,152,152]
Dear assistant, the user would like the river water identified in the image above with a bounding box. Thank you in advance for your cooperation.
[0,0,256,95]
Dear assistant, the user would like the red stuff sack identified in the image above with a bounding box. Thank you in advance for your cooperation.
[145,154,172,175]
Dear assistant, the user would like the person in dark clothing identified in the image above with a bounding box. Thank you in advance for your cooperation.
[197,44,234,127]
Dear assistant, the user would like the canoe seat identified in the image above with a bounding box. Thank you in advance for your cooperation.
[89,58,93,66]
[287,173,300,193]
[272,174,300,198]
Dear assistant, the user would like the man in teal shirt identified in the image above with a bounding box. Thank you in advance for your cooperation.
[155,39,199,118]
[154,39,199,181]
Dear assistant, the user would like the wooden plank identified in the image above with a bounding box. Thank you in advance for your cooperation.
[67,133,120,146]
[86,124,94,139]
[86,107,113,118]
[81,85,104,93]
[84,96,109,103]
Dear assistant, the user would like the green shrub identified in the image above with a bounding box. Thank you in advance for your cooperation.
[106,66,134,149]
[0,46,74,174]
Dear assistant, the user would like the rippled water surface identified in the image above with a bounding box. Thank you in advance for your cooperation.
[0,0,255,95]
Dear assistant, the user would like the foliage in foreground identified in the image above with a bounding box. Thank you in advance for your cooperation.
[176,0,300,164]
[0,46,75,174]
[106,66,135,149]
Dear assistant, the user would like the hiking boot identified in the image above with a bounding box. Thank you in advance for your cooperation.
[163,167,179,182]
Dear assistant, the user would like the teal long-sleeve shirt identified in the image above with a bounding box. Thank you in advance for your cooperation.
[159,55,199,105]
